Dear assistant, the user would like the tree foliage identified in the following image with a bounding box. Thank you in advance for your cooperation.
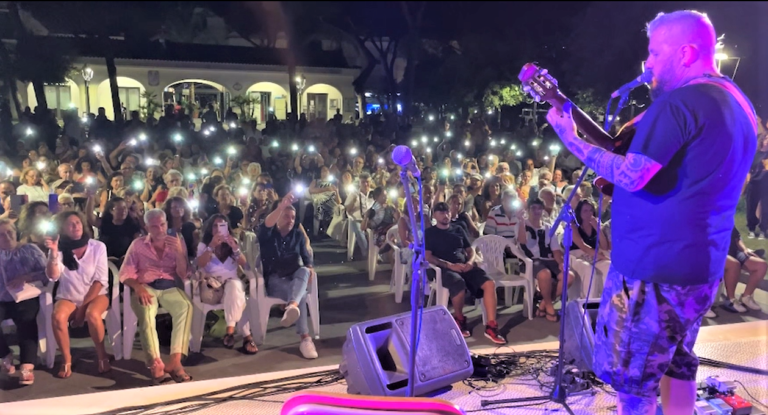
[482,84,526,110]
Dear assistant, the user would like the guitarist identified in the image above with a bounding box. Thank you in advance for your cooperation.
[547,10,757,415]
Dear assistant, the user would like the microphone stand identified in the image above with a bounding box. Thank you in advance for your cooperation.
[399,170,428,398]
[480,164,595,414]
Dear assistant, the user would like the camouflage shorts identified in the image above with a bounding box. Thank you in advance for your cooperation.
[593,266,719,398]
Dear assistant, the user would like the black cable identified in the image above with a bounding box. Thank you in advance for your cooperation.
[699,357,768,376]
[466,398,551,412]
[734,380,768,410]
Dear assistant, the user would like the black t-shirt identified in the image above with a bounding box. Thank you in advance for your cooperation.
[226,206,244,230]
[100,217,142,258]
[425,224,470,265]
[612,79,756,286]
[451,213,472,236]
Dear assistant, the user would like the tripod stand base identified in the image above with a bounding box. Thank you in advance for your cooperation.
[480,387,596,414]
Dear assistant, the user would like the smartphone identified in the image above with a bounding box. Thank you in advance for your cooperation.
[10,195,27,213]
[216,222,229,235]
[38,220,57,237]
[167,228,178,237]
[48,194,60,213]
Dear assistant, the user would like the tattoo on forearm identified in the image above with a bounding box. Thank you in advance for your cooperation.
[559,131,661,192]
[618,392,658,415]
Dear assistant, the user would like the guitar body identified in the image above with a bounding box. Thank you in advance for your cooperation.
[518,62,645,196]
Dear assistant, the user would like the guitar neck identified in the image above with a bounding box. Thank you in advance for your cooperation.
[549,93,616,150]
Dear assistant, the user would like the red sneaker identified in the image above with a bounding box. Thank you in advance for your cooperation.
[484,321,507,345]
[454,315,471,338]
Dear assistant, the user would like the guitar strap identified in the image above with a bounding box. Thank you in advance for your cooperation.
[685,77,759,136]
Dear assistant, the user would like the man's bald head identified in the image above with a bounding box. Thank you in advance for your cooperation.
[647,10,717,62]
[644,10,719,98]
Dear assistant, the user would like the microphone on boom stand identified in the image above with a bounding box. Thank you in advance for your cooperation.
[392,145,428,398]
[610,69,653,98]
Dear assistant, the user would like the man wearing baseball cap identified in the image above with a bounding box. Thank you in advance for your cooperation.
[425,202,506,344]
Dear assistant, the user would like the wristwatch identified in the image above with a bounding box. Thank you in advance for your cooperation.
[206,246,214,254]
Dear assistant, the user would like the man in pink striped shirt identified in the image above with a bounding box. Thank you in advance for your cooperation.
[120,209,192,385]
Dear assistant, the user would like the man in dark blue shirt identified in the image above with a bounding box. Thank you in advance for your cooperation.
[257,193,318,359]
[546,10,756,415]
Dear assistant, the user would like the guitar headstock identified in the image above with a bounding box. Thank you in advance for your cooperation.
[518,63,560,104]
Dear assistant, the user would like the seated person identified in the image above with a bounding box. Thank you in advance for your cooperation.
[0,218,48,386]
[569,199,610,299]
[447,193,480,238]
[257,193,318,359]
[344,173,373,257]
[719,227,766,314]
[518,199,573,322]
[45,211,111,378]
[119,209,193,385]
[425,202,506,345]
[362,186,400,251]
[484,188,524,241]
[195,214,257,354]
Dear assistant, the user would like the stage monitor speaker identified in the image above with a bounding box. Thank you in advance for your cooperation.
[339,306,473,397]
[562,299,601,373]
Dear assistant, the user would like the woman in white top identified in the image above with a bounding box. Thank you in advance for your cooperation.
[16,167,50,203]
[195,214,257,354]
[44,211,110,379]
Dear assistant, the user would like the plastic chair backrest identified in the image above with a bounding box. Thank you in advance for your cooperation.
[280,391,466,415]
[386,225,400,246]
[473,235,511,273]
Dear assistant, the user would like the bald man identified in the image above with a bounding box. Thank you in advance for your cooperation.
[547,10,757,415]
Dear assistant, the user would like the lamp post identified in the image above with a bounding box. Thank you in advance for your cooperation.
[296,75,307,117]
[81,65,93,115]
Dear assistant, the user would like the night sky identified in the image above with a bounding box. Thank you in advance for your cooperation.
[18,1,767,114]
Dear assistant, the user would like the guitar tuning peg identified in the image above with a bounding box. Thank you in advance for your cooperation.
[552,79,558,86]
[541,69,548,75]
[523,85,531,93]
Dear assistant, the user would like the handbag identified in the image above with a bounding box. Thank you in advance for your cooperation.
[326,204,348,243]
[197,271,225,305]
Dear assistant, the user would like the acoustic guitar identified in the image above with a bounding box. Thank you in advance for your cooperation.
[517,63,644,196]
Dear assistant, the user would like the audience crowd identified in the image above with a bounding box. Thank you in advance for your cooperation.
[0,105,765,387]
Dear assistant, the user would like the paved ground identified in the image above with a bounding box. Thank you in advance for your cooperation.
[2,228,768,403]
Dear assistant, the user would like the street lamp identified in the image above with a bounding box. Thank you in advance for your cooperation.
[81,65,93,115]
[296,75,307,117]
[714,35,741,78]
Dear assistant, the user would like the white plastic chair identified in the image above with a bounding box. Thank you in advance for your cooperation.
[0,283,55,368]
[250,266,320,346]
[473,235,534,322]
[242,231,258,269]
[122,277,192,361]
[189,268,256,353]
[426,264,450,309]
[385,226,411,303]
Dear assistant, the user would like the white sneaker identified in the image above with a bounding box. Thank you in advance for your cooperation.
[704,308,717,318]
[300,337,318,359]
[725,299,747,313]
[281,304,301,327]
[759,234,765,240]
[748,232,756,239]
[740,295,762,311]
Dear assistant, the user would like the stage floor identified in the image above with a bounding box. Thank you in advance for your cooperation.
[2,320,766,415]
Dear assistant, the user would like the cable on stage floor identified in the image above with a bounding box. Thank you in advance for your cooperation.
[95,369,345,415]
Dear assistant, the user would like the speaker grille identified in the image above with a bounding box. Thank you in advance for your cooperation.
[394,308,470,383]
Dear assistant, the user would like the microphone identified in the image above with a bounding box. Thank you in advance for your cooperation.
[392,145,421,178]
[611,69,653,98]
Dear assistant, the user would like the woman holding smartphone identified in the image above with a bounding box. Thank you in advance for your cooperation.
[195,215,257,353]
[44,211,111,378]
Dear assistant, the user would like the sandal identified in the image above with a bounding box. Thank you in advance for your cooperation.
[545,311,560,323]
[57,363,72,379]
[169,368,193,383]
[1,353,15,375]
[241,337,259,355]
[536,306,547,318]
[222,333,236,349]
[19,367,34,385]
[149,359,173,386]
[98,355,114,374]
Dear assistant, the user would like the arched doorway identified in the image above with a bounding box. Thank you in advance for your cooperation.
[302,84,343,122]
[25,78,81,119]
[163,79,229,122]
[96,76,146,120]
[245,82,289,123]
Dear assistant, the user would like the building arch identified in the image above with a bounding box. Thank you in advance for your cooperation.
[302,83,343,122]
[164,79,230,121]
[245,82,289,123]
[96,76,146,120]
[25,78,81,119]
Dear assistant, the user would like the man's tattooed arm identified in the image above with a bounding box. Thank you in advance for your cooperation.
[554,125,661,192]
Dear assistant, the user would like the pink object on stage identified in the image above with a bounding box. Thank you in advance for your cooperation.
[280,391,466,415]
